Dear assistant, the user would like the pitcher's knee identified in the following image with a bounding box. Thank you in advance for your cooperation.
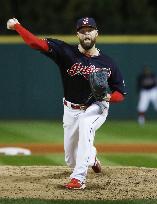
[79,115,89,126]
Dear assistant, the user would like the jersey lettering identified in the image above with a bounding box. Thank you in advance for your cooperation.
[67,63,111,79]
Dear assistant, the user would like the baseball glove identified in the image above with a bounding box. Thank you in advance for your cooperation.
[88,69,108,101]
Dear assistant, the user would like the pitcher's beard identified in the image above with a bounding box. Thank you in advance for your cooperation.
[79,38,96,50]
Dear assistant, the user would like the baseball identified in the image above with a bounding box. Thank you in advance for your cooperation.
[7,18,19,30]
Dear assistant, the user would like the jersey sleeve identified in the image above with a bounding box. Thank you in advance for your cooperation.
[108,63,127,96]
[42,38,66,66]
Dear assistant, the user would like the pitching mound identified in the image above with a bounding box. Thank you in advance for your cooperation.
[0,166,157,200]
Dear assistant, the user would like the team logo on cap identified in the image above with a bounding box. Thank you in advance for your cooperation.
[83,18,89,25]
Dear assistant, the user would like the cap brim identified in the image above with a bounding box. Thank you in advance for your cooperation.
[77,25,97,31]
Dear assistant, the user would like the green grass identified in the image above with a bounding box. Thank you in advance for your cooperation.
[0,154,65,166]
[97,120,157,144]
[0,121,63,143]
[1,153,157,168]
[0,199,156,204]
[99,153,157,168]
[0,120,157,168]
[0,120,157,144]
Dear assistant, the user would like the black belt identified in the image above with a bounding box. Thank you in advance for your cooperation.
[64,100,87,110]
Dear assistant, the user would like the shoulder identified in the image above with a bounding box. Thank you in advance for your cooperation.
[46,38,73,48]
[100,52,118,71]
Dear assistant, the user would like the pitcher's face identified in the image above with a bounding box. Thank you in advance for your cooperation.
[77,27,98,50]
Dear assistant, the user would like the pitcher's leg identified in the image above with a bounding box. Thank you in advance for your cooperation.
[63,106,80,168]
[64,125,79,168]
[70,103,109,182]
[70,117,95,182]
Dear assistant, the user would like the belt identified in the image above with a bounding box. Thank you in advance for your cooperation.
[64,100,87,110]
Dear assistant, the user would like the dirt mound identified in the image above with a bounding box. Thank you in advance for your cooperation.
[0,166,157,200]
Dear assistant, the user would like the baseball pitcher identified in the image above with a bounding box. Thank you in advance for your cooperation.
[7,17,127,189]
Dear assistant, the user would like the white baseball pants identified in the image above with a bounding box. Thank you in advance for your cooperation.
[63,99,109,183]
[137,87,157,112]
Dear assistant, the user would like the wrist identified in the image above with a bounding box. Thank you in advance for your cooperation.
[14,23,21,30]
[103,94,111,102]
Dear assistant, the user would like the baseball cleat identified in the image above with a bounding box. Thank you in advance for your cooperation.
[92,157,101,173]
[65,178,86,190]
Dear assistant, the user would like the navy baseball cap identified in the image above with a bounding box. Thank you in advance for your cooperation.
[76,17,97,31]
